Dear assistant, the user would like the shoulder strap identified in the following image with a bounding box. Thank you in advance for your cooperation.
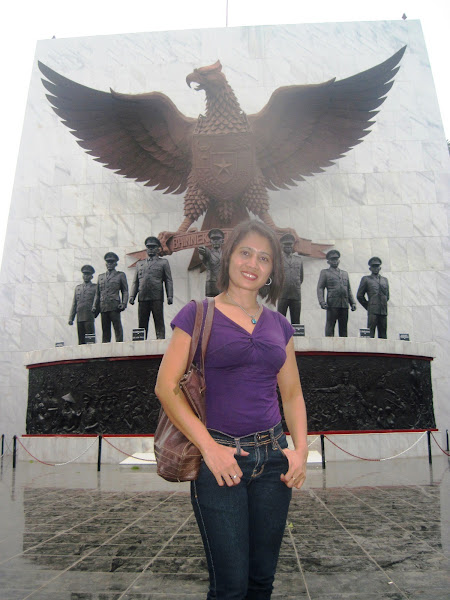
[186,300,204,367]
[200,298,215,373]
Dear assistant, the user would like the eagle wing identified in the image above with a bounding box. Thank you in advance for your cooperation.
[248,46,406,191]
[38,62,196,194]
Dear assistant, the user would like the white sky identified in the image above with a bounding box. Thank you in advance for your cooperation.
[0,0,448,264]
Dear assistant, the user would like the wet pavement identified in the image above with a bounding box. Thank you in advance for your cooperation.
[0,455,449,599]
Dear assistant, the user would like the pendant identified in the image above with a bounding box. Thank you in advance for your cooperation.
[251,318,257,324]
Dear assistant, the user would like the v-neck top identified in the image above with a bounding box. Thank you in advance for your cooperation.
[171,299,294,436]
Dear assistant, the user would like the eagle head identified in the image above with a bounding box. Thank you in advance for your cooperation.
[186,60,226,93]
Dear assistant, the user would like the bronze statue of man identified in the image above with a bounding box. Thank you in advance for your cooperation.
[92,252,128,343]
[277,233,304,324]
[68,264,97,344]
[317,249,356,337]
[198,228,225,297]
[357,257,389,339]
[129,237,173,339]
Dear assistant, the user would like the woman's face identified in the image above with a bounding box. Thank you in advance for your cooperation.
[228,232,273,292]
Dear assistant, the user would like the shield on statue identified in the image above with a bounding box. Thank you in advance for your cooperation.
[192,132,256,202]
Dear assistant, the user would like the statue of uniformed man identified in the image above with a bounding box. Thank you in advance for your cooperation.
[198,228,225,297]
[68,264,97,344]
[357,257,389,338]
[317,249,356,337]
[129,237,173,339]
[277,233,304,324]
[92,252,128,343]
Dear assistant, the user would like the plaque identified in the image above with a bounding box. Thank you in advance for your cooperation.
[360,328,371,338]
[293,324,305,336]
[399,333,410,341]
[133,328,146,341]
[85,334,96,344]
[55,341,64,347]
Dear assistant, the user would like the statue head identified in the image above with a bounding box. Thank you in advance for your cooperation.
[104,252,119,271]
[208,228,225,250]
[81,264,95,283]
[280,233,295,256]
[326,249,340,268]
[145,236,161,258]
[368,256,382,275]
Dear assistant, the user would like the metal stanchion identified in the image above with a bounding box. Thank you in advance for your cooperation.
[320,434,326,469]
[12,435,17,469]
[1,434,4,457]
[446,429,449,453]
[97,435,102,472]
[427,430,432,465]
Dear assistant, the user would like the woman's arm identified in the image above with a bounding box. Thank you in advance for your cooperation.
[277,337,308,489]
[155,327,247,486]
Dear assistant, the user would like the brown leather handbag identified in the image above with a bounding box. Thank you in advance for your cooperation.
[154,299,214,482]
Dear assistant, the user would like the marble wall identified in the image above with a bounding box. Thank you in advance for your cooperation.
[1,20,449,443]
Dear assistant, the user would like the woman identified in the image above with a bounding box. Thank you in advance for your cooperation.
[155,220,308,599]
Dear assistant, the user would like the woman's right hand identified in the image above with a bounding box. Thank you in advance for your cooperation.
[202,441,249,487]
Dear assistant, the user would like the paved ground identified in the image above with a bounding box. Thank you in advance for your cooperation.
[0,455,449,599]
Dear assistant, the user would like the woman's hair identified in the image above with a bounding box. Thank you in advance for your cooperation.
[216,220,284,305]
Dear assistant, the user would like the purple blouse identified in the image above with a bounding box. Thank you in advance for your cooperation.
[171,300,294,437]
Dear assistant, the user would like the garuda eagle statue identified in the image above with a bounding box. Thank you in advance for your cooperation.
[39,47,405,254]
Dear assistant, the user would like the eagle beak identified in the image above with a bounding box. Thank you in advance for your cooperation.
[186,71,201,90]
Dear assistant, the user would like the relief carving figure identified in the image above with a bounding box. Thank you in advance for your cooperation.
[38,48,405,255]
[277,233,304,324]
[357,257,389,339]
[68,265,97,344]
[198,228,224,297]
[317,250,356,337]
[129,237,173,339]
[93,252,129,343]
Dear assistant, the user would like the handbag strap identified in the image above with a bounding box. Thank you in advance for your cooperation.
[186,298,215,369]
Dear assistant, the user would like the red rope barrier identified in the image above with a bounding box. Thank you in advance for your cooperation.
[16,437,60,466]
[102,437,156,462]
[323,435,381,461]
[430,432,450,456]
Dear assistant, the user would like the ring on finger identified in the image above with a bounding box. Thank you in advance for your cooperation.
[232,474,238,479]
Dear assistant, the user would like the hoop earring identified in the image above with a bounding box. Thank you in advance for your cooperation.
[265,277,272,286]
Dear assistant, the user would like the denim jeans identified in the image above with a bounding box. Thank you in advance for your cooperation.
[191,421,292,600]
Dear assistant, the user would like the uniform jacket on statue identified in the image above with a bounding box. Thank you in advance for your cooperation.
[357,275,389,315]
[69,282,97,322]
[93,271,129,313]
[317,268,355,308]
[280,254,304,300]
[130,257,173,302]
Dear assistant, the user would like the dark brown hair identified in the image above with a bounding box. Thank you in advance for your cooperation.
[216,220,284,305]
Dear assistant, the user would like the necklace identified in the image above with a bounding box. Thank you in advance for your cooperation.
[226,291,262,324]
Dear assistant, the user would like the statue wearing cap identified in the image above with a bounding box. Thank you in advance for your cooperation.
[317,250,356,337]
[198,229,225,297]
[277,233,304,324]
[92,252,129,342]
[68,265,97,344]
[357,257,389,338]
[129,237,173,339]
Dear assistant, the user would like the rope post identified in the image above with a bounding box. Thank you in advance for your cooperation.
[12,435,17,469]
[427,430,432,465]
[446,429,449,453]
[320,434,326,469]
[1,434,4,457]
[97,435,102,472]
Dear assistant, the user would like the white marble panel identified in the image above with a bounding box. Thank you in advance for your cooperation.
[435,271,450,307]
[307,207,327,240]
[382,173,403,206]
[324,207,343,240]
[20,316,39,351]
[352,143,374,174]
[48,282,66,317]
[411,307,433,343]
[394,205,414,237]
[422,142,449,172]
[0,318,21,352]
[109,183,129,215]
[56,249,75,283]
[435,172,450,204]
[424,238,444,271]
[91,183,111,215]
[347,174,367,207]
[412,204,431,236]
[430,306,450,348]
[30,283,48,317]
[125,184,146,215]
[352,240,371,273]
[388,239,409,273]
[100,215,119,248]
[406,238,428,271]
[314,175,333,207]
[342,209,361,239]
[40,250,58,284]
[66,217,86,249]
[2,251,25,285]
[399,272,423,307]
[428,204,449,237]
[359,206,379,239]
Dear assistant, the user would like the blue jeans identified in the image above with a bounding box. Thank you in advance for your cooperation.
[191,422,292,600]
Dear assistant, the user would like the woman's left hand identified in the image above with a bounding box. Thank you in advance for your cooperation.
[280,447,308,489]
